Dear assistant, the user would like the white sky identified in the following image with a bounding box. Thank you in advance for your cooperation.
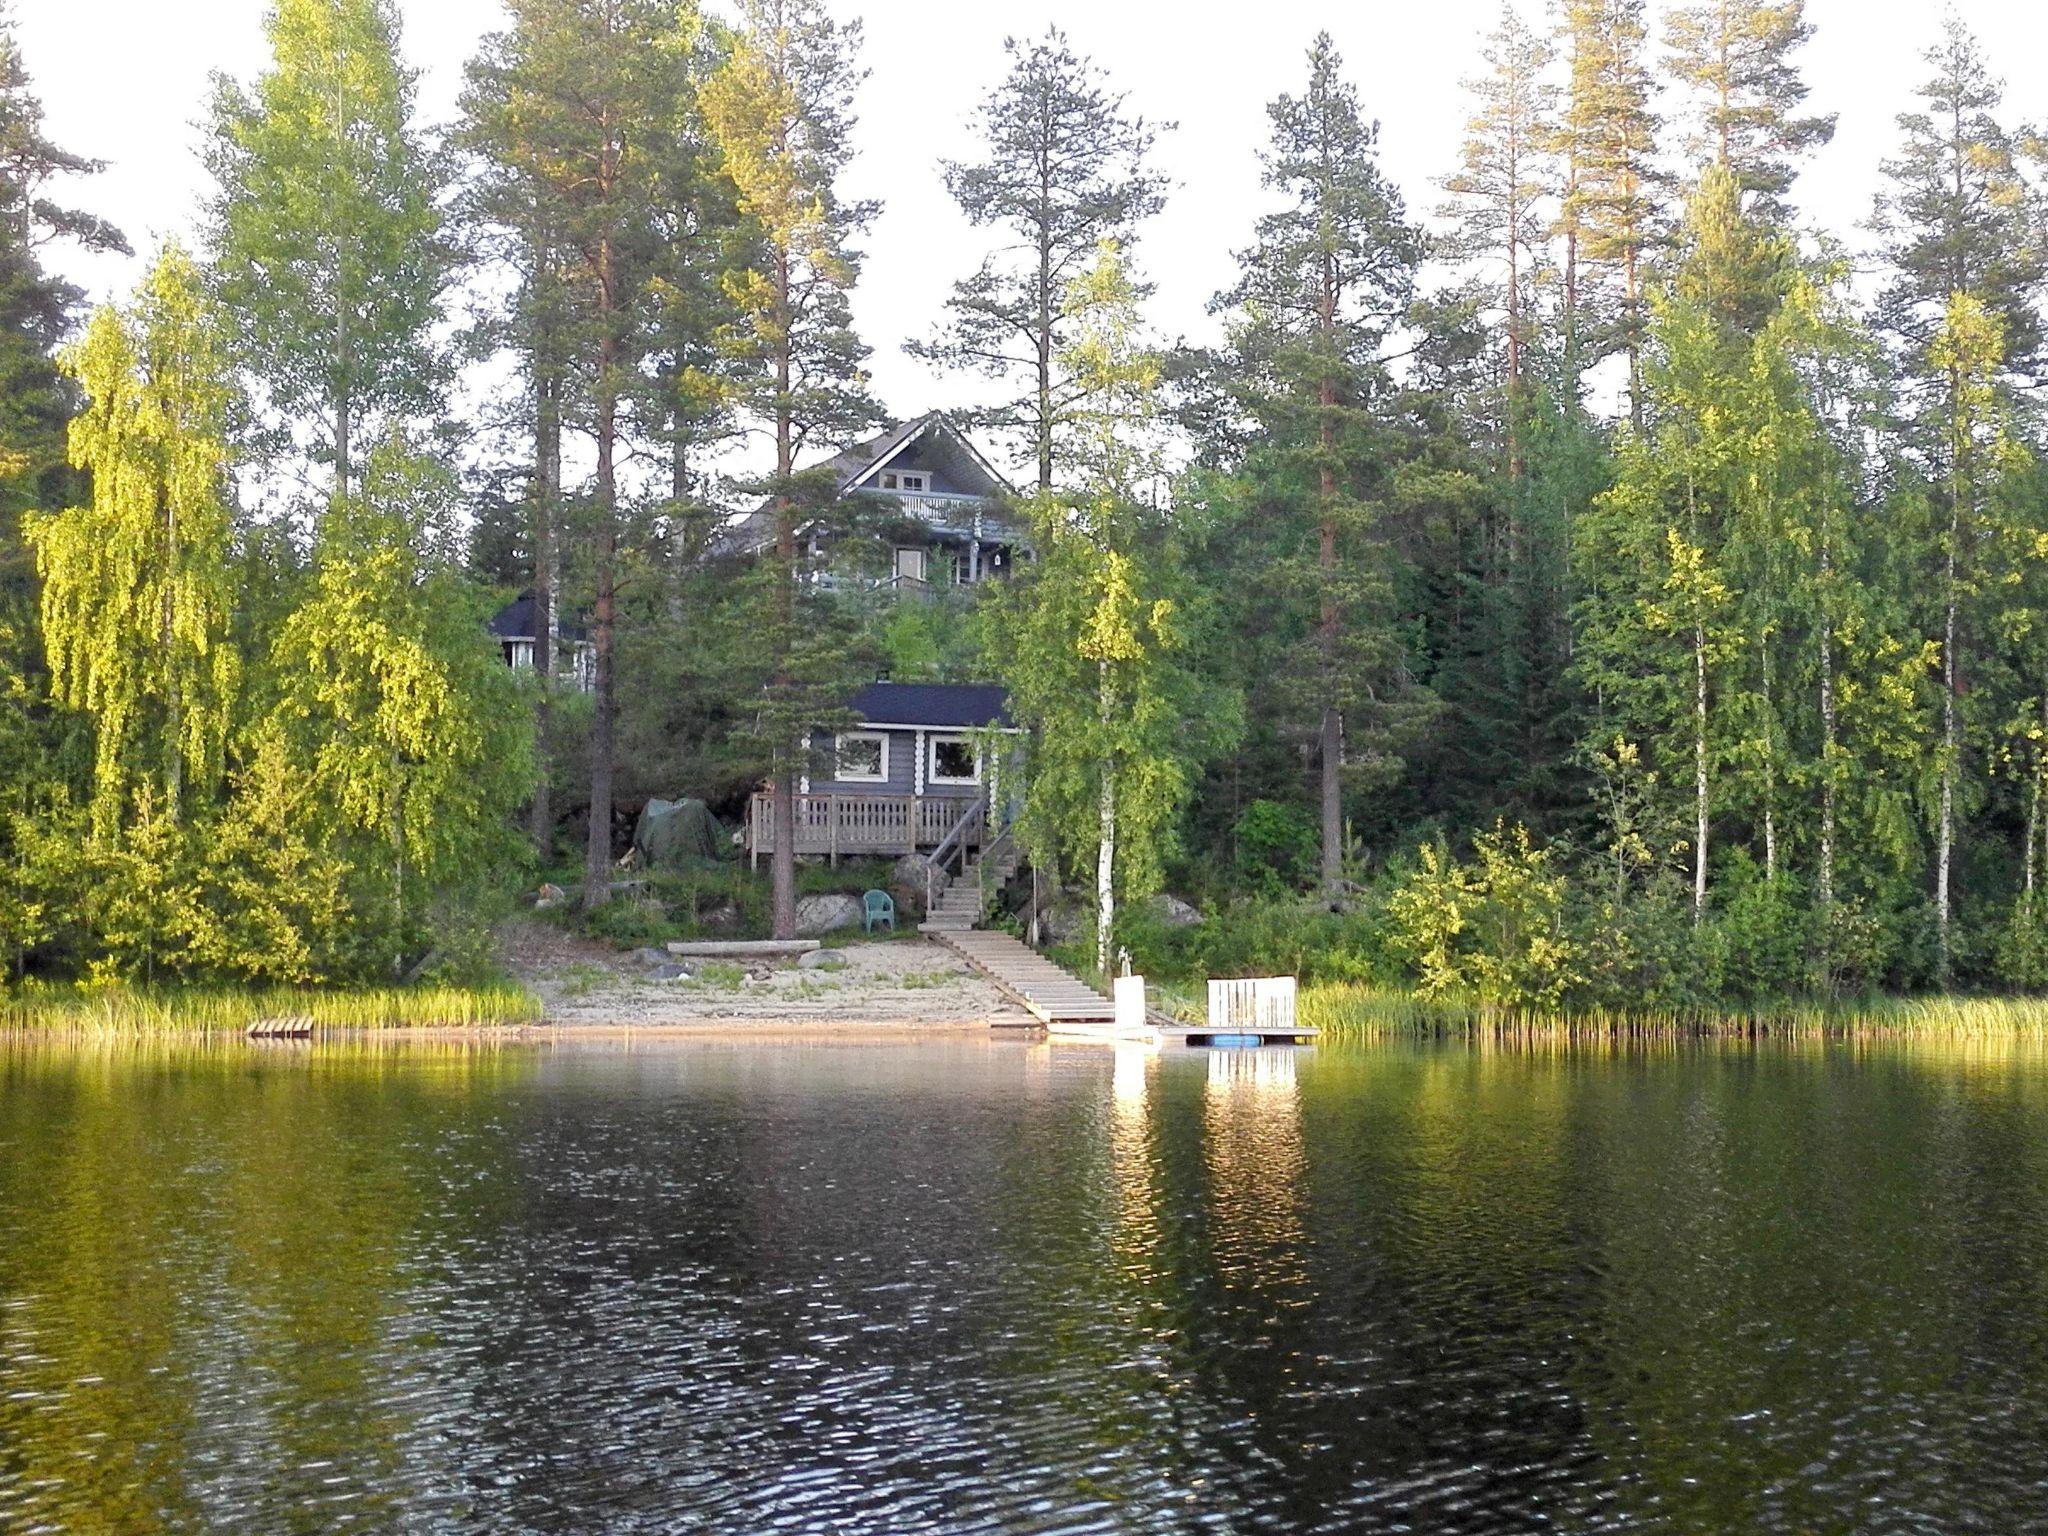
[17,0,2048,485]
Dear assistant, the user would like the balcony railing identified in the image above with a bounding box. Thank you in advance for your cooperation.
[746,792,986,864]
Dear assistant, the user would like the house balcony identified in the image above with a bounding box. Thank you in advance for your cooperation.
[746,792,988,863]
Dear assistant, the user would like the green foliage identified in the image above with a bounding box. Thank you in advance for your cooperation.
[27,247,240,840]
[1232,799,1318,894]
[1385,821,1583,1008]
[206,0,448,491]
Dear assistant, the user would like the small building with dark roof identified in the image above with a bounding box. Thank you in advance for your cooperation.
[487,593,596,691]
[745,680,1024,862]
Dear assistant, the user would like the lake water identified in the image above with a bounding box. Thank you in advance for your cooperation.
[4,1034,2048,1533]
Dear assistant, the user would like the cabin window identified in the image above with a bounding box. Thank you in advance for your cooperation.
[879,471,897,489]
[900,472,928,493]
[833,731,888,783]
[894,546,928,584]
[929,735,980,786]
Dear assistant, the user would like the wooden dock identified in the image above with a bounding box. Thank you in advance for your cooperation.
[937,932,1317,1045]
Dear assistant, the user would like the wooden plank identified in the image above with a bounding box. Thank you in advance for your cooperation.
[665,939,820,957]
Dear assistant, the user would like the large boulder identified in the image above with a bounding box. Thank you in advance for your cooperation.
[799,948,849,970]
[888,853,936,916]
[1036,895,1088,945]
[793,892,865,937]
[1146,893,1204,928]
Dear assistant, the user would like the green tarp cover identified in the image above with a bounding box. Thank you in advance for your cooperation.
[634,797,729,868]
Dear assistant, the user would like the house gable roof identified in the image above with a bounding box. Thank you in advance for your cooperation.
[830,411,1014,500]
[487,593,587,644]
[849,681,1013,729]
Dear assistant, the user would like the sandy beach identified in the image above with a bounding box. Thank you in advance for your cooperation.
[504,922,1037,1031]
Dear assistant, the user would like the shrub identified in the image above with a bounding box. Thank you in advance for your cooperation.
[1385,821,1582,1009]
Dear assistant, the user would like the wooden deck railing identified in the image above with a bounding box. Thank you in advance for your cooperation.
[747,792,985,863]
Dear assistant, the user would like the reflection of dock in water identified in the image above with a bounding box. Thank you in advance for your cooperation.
[1203,1047,1311,1285]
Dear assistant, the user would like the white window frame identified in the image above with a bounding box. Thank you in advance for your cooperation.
[833,730,889,784]
[899,471,929,493]
[928,733,981,787]
[879,471,898,490]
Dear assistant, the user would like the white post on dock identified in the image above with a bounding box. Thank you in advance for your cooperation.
[1113,974,1148,1035]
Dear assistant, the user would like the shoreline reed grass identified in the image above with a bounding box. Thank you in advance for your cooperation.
[1300,985,2048,1040]
[0,983,543,1035]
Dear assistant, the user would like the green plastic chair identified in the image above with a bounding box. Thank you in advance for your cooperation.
[863,889,896,934]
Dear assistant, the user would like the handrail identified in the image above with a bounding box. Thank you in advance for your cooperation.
[926,792,988,912]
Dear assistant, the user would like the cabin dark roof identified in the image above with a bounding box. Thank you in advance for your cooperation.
[850,681,1012,729]
[487,593,587,643]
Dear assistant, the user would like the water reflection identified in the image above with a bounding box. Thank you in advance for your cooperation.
[6,1035,2048,1531]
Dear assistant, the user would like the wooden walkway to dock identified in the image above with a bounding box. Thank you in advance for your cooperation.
[937,931,1122,1029]
[937,931,1318,1045]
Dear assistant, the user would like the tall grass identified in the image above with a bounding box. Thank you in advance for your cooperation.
[0,983,543,1036]
[1302,984,2048,1041]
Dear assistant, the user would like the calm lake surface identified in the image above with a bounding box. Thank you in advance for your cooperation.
[5,1034,2048,1533]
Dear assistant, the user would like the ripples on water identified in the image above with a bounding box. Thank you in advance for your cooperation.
[5,1034,2048,1532]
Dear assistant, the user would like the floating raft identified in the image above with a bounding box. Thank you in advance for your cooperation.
[246,1015,314,1039]
[938,932,1316,1045]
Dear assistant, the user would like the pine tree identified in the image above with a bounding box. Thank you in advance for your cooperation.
[1222,33,1424,891]
[1439,4,1555,478]
[1873,17,2045,982]
[914,29,1165,491]
[464,0,697,907]
[703,0,879,940]
[1554,0,1663,415]
[0,4,128,602]
[25,246,240,843]
[1662,0,1834,215]
[206,0,448,502]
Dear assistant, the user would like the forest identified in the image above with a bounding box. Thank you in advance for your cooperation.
[3,0,2047,1014]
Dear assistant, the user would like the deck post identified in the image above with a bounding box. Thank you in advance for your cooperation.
[829,796,839,867]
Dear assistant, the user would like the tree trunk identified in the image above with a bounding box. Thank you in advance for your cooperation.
[581,217,620,910]
[1694,619,1709,927]
[1936,368,1964,986]
[1035,173,1054,494]
[1097,666,1117,978]
[1317,252,1343,893]
[528,347,559,854]
[769,245,799,941]
[1817,542,1837,919]
[1761,639,1776,883]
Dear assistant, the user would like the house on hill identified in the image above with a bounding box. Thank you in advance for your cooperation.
[744,680,1023,864]
[488,593,595,691]
[732,410,1028,591]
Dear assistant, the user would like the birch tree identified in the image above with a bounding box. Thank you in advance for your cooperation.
[26,246,239,842]
[206,0,447,502]
[1003,244,1209,975]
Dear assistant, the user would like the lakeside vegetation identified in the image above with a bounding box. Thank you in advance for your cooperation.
[0,982,541,1034]
[6,2,2048,1027]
